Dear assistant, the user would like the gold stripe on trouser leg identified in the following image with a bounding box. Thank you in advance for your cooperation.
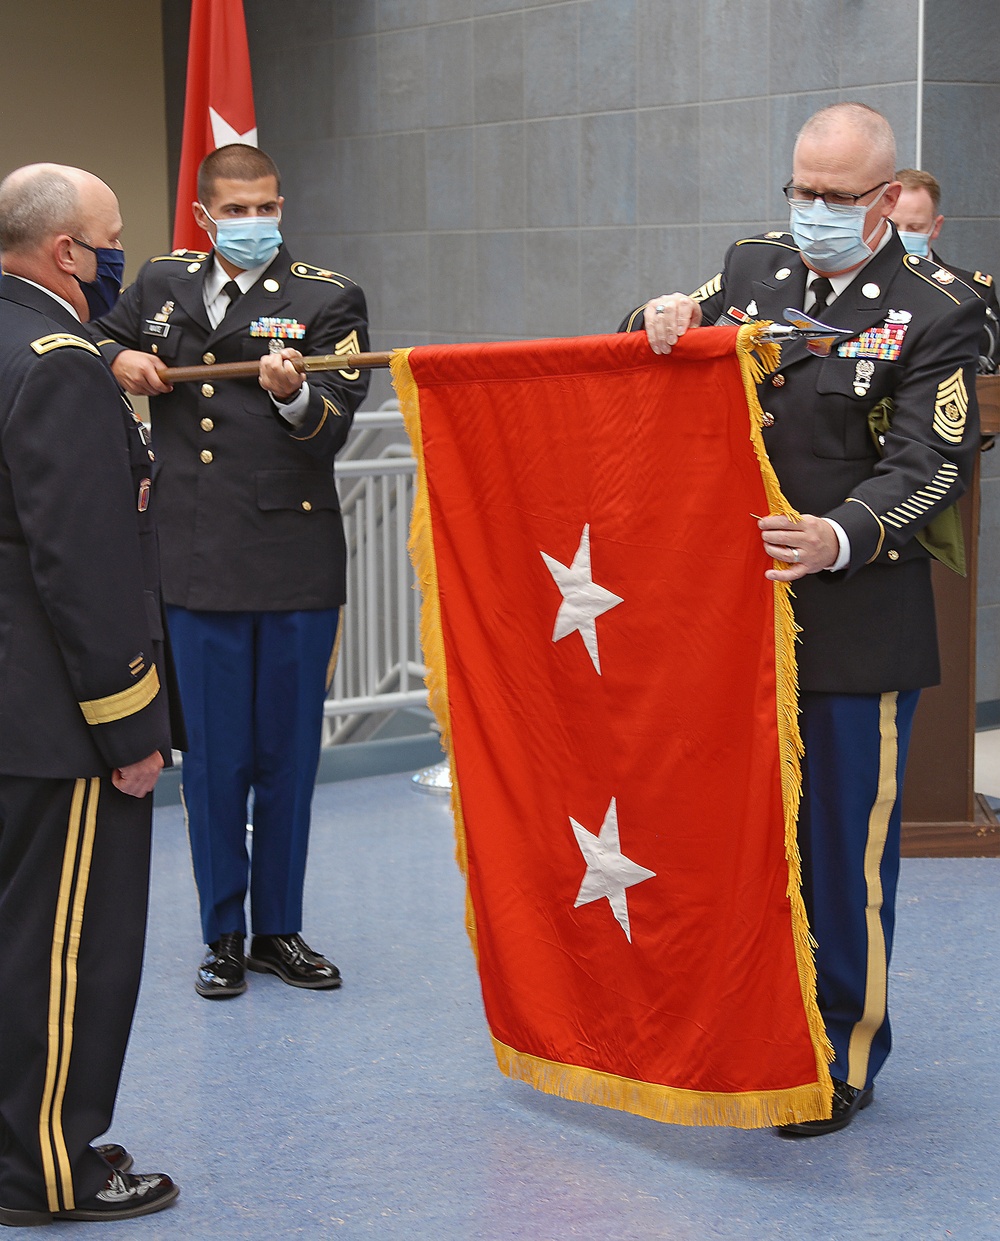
[846,692,898,1091]
[37,777,99,1212]
[325,606,343,693]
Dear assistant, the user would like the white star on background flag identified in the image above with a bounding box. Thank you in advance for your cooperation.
[571,798,656,943]
[210,107,258,149]
[541,524,623,674]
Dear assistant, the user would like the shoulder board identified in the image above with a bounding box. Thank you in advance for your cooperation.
[689,273,722,303]
[30,332,101,358]
[735,234,798,251]
[974,271,994,288]
[149,250,209,264]
[901,253,971,304]
[290,262,347,288]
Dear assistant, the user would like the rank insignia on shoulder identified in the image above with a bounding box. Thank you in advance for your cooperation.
[333,329,361,379]
[151,250,209,263]
[974,271,994,288]
[30,332,101,357]
[689,273,722,303]
[291,262,347,287]
[933,369,968,444]
[250,317,307,340]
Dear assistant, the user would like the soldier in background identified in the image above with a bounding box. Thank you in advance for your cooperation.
[93,145,370,1001]
[891,168,998,373]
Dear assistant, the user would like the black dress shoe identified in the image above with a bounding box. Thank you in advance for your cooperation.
[777,1078,874,1138]
[0,1171,178,1226]
[247,933,342,989]
[95,1142,133,1173]
[195,931,247,998]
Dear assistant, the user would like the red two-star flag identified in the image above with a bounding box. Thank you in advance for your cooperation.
[393,327,834,1129]
[172,0,257,251]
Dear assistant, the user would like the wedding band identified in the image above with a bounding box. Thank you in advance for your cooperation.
[655,303,667,314]
[792,548,800,562]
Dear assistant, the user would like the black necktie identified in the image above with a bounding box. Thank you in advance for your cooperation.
[222,279,242,315]
[809,275,834,316]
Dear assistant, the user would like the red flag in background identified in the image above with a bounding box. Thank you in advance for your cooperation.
[393,327,835,1129]
[172,0,257,251]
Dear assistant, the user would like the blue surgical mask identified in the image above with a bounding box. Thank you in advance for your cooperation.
[200,207,283,270]
[72,238,125,319]
[898,229,931,258]
[788,185,889,274]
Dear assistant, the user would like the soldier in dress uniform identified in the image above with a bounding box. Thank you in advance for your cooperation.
[91,145,370,1000]
[890,168,999,373]
[621,103,985,1136]
[0,164,182,1224]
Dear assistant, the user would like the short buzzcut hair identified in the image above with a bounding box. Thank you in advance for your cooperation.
[0,166,82,256]
[795,102,897,179]
[197,144,281,206]
[895,168,942,211]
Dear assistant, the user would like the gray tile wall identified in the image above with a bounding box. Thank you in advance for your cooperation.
[240,0,1000,704]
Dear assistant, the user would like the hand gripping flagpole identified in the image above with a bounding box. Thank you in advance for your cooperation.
[154,312,850,386]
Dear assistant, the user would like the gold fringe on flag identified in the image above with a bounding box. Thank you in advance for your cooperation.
[736,322,836,1097]
[392,349,480,956]
[394,335,834,1129]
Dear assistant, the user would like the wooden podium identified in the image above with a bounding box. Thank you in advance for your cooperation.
[901,375,1000,856]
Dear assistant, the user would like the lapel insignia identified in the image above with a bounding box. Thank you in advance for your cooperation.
[334,329,362,380]
[774,267,791,280]
[861,282,880,299]
[933,369,968,444]
[249,317,307,340]
[837,318,908,362]
[263,278,281,292]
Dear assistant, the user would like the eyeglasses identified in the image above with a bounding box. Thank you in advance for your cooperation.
[782,181,889,210]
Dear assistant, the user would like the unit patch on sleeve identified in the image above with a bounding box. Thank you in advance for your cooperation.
[933,369,968,444]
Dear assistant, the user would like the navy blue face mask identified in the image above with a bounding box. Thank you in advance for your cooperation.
[72,238,126,318]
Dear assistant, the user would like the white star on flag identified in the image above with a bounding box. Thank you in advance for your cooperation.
[571,798,656,943]
[540,524,623,674]
[209,107,258,149]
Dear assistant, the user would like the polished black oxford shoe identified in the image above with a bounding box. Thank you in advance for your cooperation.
[195,931,247,998]
[776,1078,874,1138]
[247,932,342,989]
[0,1170,178,1226]
[95,1143,132,1173]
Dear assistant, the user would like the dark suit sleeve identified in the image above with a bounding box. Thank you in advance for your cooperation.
[272,282,370,468]
[3,346,170,768]
[826,292,986,572]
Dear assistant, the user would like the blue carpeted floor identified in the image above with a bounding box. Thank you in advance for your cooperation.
[67,774,999,1239]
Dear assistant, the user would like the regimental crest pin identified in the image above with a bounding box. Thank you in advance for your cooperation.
[933,267,955,284]
[154,300,175,322]
[886,309,911,323]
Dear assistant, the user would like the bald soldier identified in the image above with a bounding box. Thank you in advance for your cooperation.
[622,103,985,1136]
[0,165,182,1223]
